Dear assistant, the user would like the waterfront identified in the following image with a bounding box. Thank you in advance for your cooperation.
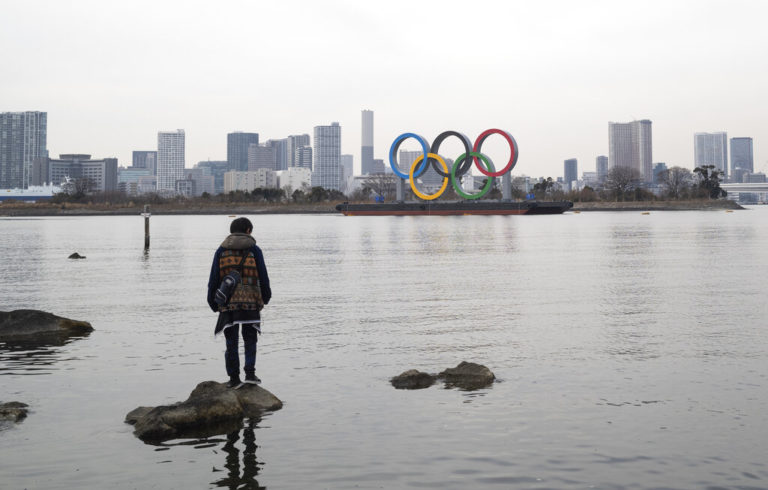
[1,209,767,489]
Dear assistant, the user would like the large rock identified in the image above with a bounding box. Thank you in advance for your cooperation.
[390,369,436,390]
[438,361,496,390]
[0,401,29,422]
[126,381,282,443]
[0,310,93,340]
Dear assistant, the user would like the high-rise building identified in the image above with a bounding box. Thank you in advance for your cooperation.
[312,122,341,190]
[564,158,578,191]
[286,134,311,168]
[295,146,312,169]
[227,132,259,172]
[653,162,668,184]
[694,132,728,179]
[730,137,754,175]
[361,110,374,175]
[157,129,185,193]
[266,138,288,171]
[0,111,47,189]
[132,151,157,175]
[596,155,608,182]
[248,144,276,171]
[195,160,229,195]
[340,154,354,192]
[608,119,653,182]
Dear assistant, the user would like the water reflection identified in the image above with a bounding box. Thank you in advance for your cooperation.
[0,333,91,375]
[211,419,265,490]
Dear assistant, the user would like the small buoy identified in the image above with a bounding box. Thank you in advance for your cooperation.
[641,211,650,215]
[726,210,733,213]
[573,210,581,214]
[228,215,236,218]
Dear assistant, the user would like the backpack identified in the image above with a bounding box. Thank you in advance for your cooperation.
[214,252,247,308]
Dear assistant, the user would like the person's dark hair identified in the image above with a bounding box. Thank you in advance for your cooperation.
[230,217,253,234]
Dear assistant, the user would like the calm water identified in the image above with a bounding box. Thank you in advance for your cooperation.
[1,209,767,489]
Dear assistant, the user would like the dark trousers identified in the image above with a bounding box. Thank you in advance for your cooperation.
[224,324,258,378]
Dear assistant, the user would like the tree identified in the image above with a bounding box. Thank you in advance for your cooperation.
[58,177,95,201]
[693,165,727,199]
[532,177,555,198]
[361,172,397,200]
[658,166,693,199]
[604,166,641,201]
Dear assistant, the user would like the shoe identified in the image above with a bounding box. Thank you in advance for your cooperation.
[227,377,242,389]
[243,373,261,385]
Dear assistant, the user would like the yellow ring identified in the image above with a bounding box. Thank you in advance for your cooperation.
[409,153,449,201]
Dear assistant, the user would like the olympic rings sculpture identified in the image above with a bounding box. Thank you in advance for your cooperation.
[388,129,519,201]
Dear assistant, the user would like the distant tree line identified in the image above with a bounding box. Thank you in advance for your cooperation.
[44,165,728,206]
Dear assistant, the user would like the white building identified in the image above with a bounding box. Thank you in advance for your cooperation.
[694,132,728,179]
[277,167,312,192]
[157,130,185,193]
[312,122,341,190]
[361,110,374,175]
[224,169,277,193]
[608,120,652,182]
[340,154,354,193]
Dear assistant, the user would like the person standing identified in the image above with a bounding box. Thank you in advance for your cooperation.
[207,217,271,388]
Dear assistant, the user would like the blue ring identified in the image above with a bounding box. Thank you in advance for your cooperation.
[389,133,429,180]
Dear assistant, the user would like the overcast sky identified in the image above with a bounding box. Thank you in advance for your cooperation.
[3,0,767,178]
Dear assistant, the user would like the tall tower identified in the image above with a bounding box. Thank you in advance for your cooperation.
[0,111,47,189]
[608,119,653,182]
[564,158,578,191]
[730,137,753,174]
[596,155,608,182]
[694,132,728,179]
[157,129,185,192]
[286,134,311,168]
[312,122,341,190]
[361,110,374,175]
[227,132,259,172]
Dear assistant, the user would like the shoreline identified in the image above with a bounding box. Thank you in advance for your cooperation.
[0,199,745,217]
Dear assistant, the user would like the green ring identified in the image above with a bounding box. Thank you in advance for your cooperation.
[451,152,495,200]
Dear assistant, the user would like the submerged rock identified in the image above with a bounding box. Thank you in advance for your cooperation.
[0,310,93,340]
[438,361,495,390]
[126,381,282,443]
[0,401,29,422]
[390,369,436,390]
[68,252,86,259]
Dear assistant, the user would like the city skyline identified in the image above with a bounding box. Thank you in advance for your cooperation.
[3,1,768,178]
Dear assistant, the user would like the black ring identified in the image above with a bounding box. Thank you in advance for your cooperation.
[428,131,473,178]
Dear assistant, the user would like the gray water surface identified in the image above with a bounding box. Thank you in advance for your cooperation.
[1,209,767,489]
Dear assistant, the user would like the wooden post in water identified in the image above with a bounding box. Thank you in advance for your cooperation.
[142,205,151,249]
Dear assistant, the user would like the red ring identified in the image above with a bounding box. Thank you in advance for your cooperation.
[472,129,518,177]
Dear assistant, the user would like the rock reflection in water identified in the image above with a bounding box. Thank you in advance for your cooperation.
[211,419,264,490]
[0,333,90,375]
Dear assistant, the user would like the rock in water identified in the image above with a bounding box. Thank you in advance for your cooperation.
[0,310,93,340]
[390,369,436,390]
[68,252,86,259]
[126,381,282,443]
[438,361,495,390]
[0,402,29,422]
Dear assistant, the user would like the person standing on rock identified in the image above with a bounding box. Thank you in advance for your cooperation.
[207,217,271,388]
